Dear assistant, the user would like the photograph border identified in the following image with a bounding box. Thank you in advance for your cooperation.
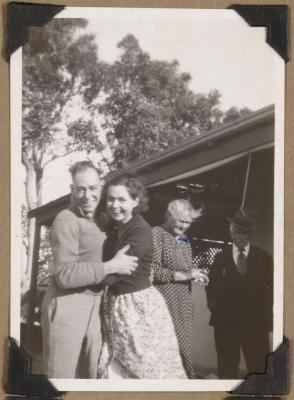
[1,1,292,399]
[9,4,285,394]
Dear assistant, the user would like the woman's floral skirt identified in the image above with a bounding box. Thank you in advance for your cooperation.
[97,285,187,379]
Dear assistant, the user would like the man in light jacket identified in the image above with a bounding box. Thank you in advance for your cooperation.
[41,161,138,378]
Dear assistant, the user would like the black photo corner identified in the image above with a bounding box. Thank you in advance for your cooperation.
[4,3,66,398]
[4,2,65,61]
[3,1,290,398]
[228,337,289,398]
[5,337,64,399]
[229,5,289,62]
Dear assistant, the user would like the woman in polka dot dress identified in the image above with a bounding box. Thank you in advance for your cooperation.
[152,199,208,378]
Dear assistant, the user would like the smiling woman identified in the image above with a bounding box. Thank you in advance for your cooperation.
[106,185,139,225]
[97,175,188,379]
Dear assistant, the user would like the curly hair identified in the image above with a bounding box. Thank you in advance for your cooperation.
[100,174,149,215]
[166,199,202,221]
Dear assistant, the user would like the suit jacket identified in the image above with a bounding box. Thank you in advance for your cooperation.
[206,244,273,331]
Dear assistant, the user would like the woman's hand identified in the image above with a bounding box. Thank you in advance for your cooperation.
[173,270,196,282]
[191,269,209,286]
[173,269,209,284]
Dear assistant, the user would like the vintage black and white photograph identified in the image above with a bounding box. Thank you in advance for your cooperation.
[11,7,284,391]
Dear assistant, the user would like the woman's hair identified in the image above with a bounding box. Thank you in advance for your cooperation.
[100,174,149,215]
[166,199,202,221]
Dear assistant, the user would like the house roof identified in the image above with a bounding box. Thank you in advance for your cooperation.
[110,104,274,182]
[28,104,274,223]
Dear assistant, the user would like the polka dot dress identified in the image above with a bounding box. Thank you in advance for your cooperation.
[151,225,197,379]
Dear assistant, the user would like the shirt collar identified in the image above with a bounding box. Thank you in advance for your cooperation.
[68,195,95,221]
[232,243,250,258]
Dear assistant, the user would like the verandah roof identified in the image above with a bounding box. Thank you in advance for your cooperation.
[28,104,274,226]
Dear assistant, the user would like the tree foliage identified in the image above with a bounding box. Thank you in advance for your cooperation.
[22,18,108,208]
[99,35,223,169]
[222,106,252,124]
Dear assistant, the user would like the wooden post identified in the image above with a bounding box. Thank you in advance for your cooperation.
[241,153,252,209]
[25,220,41,352]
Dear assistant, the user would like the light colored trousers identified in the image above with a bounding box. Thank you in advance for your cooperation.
[41,289,102,378]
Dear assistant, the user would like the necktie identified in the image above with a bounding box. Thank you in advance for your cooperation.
[237,247,247,276]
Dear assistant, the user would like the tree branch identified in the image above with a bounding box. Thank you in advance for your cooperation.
[41,150,79,169]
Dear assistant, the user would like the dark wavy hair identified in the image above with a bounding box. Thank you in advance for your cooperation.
[100,174,149,216]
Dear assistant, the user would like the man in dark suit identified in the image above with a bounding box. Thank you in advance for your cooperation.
[206,207,273,379]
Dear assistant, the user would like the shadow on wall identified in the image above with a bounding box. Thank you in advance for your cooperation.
[192,284,217,378]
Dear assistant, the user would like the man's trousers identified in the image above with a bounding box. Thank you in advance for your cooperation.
[41,289,102,378]
[214,324,270,379]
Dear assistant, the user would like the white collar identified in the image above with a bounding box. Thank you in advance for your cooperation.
[78,206,94,221]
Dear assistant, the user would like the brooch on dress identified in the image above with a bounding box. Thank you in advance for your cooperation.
[176,236,189,244]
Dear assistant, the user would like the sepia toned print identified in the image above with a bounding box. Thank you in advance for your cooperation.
[10,7,284,392]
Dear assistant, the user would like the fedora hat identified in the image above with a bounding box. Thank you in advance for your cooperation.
[226,207,256,231]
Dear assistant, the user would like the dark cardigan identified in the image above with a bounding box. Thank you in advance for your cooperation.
[103,213,153,295]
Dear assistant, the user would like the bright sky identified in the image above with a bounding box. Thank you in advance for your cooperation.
[71,8,279,112]
[40,8,280,204]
